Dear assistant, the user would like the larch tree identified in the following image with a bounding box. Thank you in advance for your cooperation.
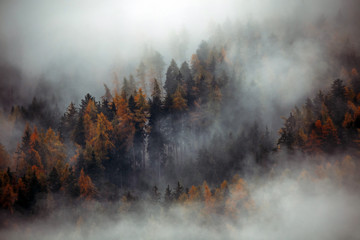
[78,168,97,200]
[171,86,188,112]
[83,100,98,144]
[133,88,150,169]
[42,128,66,173]
[91,112,114,162]
[0,143,9,170]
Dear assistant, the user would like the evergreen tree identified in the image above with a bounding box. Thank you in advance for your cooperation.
[180,61,195,107]
[164,185,173,205]
[48,167,61,193]
[151,185,161,203]
[174,181,184,200]
[59,102,78,141]
[165,59,180,96]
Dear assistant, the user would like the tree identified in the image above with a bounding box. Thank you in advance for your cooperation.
[173,181,184,200]
[102,83,113,101]
[137,62,147,92]
[0,143,9,169]
[74,115,86,147]
[203,181,214,211]
[149,51,165,87]
[121,77,130,99]
[165,59,180,96]
[113,93,135,151]
[83,100,98,143]
[133,89,150,169]
[0,184,17,213]
[187,185,201,202]
[64,167,80,198]
[48,167,61,193]
[321,117,340,152]
[171,86,187,112]
[196,41,210,66]
[59,102,78,141]
[278,113,296,150]
[91,113,114,161]
[78,169,97,200]
[164,185,173,205]
[180,61,196,107]
[42,128,66,172]
[79,93,95,114]
[327,79,347,126]
[151,185,161,203]
[148,79,166,180]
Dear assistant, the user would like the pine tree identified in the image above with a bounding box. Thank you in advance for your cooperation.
[164,185,173,205]
[59,102,78,141]
[165,59,180,96]
[174,181,184,200]
[151,185,161,203]
[180,61,195,107]
[48,167,61,193]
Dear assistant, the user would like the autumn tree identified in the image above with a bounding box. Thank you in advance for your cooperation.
[0,143,9,170]
[171,86,187,112]
[91,113,114,161]
[133,88,150,169]
[0,183,17,213]
[78,169,97,200]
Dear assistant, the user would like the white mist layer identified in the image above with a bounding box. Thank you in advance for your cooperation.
[2,174,359,240]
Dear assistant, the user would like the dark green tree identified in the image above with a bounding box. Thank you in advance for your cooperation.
[165,59,180,96]
[48,167,61,193]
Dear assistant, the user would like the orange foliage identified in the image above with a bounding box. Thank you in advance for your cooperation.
[203,181,214,210]
[225,176,250,218]
[134,88,150,130]
[113,93,135,150]
[0,184,17,213]
[78,169,97,200]
[187,185,201,202]
[83,100,98,142]
[91,113,114,160]
[171,87,187,111]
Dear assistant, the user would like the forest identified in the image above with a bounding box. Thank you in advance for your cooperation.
[0,0,360,239]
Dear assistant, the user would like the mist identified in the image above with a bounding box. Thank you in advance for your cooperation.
[1,0,360,239]
[1,158,360,240]
[0,0,356,106]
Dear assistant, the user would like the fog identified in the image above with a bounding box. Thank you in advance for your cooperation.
[2,159,360,240]
[0,0,355,107]
[1,0,360,239]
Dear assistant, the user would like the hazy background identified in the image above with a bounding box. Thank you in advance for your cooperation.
[0,0,357,108]
[1,1,360,239]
